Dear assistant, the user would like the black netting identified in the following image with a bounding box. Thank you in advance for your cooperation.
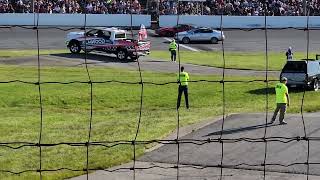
[0,0,315,179]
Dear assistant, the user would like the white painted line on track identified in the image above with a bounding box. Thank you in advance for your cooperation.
[164,37,200,52]
[209,47,219,51]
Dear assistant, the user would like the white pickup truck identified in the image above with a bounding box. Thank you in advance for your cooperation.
[66,27,151,61]
[280,59,320,91]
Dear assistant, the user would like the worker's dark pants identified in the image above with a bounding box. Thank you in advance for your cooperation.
[171,50,176,61]
[177,85,189,109]
[271,103,287,123]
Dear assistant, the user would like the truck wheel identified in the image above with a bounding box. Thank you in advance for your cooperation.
[69,41,81,54]
[312,79,319,91]
[117,49,128,61]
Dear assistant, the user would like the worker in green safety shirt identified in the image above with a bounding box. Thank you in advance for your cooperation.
[270,77,290,125]
[177,66,189,109]
[169,39,177,62]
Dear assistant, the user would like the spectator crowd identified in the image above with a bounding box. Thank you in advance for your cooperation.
[0,0,142,14]
[158,0,320,16]
[1,0,320,16]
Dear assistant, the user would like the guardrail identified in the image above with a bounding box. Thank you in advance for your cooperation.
[159,15,320,28]
[0,14,151,28]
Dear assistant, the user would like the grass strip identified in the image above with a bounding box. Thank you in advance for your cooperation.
[0,50,68,58]
[150,50,318,71]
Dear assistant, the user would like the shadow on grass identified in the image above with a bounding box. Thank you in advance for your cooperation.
[50,52,135,64]
[204,123,278,136]
[248,87,304,95]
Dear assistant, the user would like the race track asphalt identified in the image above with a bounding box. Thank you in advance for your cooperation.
[140,113,320,175]
[71,112,320,180]
[1,27,320,52]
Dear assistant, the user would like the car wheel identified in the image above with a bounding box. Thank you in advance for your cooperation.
[312,79,319,91]
[210,37,219,44]
[182,37,190,44]
[117,49,128,61]
[69,41,81,54]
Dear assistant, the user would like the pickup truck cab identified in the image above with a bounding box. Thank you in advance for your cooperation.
[66,27,150,61]
[280,59,320,91]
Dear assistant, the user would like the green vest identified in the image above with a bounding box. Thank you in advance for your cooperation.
[275,83,288,103]
[177,72,189,86]
[169,41,177,51]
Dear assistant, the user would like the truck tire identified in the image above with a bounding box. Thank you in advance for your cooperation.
[69,41,81,54]
[312,79,319,91]
[117,49,128,61]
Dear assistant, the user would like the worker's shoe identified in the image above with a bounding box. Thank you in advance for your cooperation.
[280,121,287,125]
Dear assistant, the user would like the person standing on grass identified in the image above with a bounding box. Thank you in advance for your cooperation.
[177,66,189,109]
[169,39,177,62]
[286,46,293,61]
[270,77,290,125]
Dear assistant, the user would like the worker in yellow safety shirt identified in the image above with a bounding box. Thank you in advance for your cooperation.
[169,39,177,62]
[270,77,290,125]
[177,66,189,109]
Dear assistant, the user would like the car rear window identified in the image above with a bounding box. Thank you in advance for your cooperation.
[115,33,126,39]
[282,62,307,73]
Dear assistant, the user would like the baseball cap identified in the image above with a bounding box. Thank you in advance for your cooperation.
[281,77,288,81]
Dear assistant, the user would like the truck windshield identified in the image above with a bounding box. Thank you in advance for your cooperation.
[282,62,307,73]
[115,33,126,39]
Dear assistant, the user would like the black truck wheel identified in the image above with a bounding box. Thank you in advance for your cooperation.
[69,41,81,54]
[117,49,128,61]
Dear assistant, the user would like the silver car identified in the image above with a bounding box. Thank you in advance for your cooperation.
[175,28,225,44]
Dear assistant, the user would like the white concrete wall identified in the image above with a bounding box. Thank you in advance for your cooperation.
[2,14,320,29]
[0,14,151,27]
[159,15,320,28]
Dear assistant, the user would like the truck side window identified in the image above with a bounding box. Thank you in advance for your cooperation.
[104,31,111,40]
[97,30,104,37]
[86,29,97,37]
